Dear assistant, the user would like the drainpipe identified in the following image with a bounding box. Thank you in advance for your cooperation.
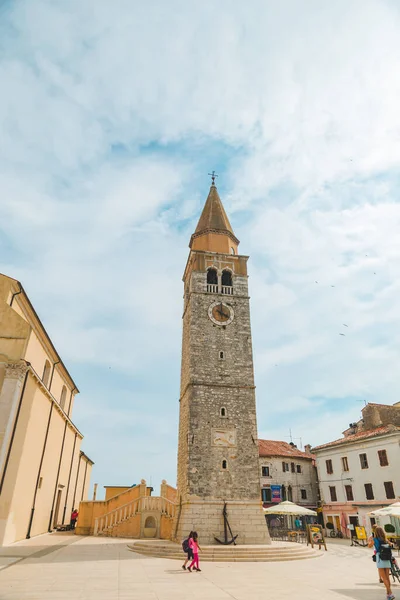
[9,284,23,307]
[26,402,54,538]
[0,368,29,494]
[62,433,77,524]
[48,360,60,393]
[48,420,68,531]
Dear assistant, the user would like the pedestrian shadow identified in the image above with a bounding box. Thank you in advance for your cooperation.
[332,588,386,599]
[164,569,189,575]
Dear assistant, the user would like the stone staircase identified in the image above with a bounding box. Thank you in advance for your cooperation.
[128,540,323,562]
[94,496,176,537]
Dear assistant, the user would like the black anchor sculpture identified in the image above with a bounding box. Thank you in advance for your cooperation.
[214,502,238,545]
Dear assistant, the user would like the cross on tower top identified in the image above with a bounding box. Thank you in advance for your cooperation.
[208,170,218,186]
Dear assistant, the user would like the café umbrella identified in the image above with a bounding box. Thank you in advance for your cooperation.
[263,501,317,516]
[368,502,400,518]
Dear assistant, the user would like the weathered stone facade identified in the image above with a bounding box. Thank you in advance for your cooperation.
[175,185,270,545]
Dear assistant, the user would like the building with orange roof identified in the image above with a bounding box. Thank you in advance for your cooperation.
[258,439,318,514]
[312,402,400,538]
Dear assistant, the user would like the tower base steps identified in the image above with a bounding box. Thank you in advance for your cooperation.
[128,540,323,562]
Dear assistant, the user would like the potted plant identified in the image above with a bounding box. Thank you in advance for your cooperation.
[384,524,395,534]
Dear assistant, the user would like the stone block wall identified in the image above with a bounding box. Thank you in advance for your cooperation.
[175,500,270,545]
[362,403,400,429]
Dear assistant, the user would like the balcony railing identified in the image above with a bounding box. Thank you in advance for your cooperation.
[222,286,233,295]
[206,284,234,295]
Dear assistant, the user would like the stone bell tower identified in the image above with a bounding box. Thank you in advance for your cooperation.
[174,178,270,545]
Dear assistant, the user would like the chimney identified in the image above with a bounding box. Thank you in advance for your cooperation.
[304,444,312,455]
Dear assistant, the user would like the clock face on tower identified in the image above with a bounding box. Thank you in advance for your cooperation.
[208,301,234,326]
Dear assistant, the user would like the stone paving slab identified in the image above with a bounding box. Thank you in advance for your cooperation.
[0,533,398,599]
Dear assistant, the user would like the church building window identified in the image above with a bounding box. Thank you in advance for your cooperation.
[60,386,67,410]
[287,485,293,501]
[281,485,287,501]
[219,351,225,360]
[220,407,226,417]
[42,360,51,387]
[222,459,227,470]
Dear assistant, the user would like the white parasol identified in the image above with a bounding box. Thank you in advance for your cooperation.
[368,502,400,517]
[263,501,317,516]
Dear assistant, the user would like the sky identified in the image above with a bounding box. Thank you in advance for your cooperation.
[1,0,400,499]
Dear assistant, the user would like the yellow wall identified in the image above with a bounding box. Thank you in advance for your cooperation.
[0,274,93,545]
[25,331,49,383]
[161,481,177,503]
[105,487,132,501]
[0,277,30,361]
[0,372,87,544]
[160,515,174,540]
[191,232,238,255]
[0,376,37,544]
[76,482,177,539]
[73,455,92,509]
[76,484,145,535]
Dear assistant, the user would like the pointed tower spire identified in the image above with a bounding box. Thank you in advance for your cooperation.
[190,180,239,254]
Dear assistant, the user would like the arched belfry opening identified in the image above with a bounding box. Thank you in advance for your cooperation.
[207,268,218,292]
[221,270,233,295]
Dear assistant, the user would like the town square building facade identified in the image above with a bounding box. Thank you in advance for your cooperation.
[0,273,93,545]
[258,440,318,511]
[313,402,400,537]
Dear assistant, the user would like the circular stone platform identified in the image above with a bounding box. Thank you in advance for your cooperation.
[128,540,323,562]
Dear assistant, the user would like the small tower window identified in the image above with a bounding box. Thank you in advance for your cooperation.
[221,270,233,294]
[220,407,226,417]
[222,460,227,470]
[207,268,218,292]
[230,247,235,255]
[219,351,225,360]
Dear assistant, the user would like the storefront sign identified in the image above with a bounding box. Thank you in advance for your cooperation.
[355,526,367,540]
[307,524,327,551]
[271,485,281,503]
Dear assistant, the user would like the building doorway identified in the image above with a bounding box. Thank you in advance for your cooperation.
[349,515,359,539]
[370,517,376,529]
[53,490,62,529]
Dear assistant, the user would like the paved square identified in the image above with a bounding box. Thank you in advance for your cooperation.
[0,533,398,600]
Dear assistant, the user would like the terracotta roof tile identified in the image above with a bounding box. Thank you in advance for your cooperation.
[258,439,314,460]
[312,425,400,452]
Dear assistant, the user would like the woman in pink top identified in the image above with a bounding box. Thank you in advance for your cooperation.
[188,532,201,572]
